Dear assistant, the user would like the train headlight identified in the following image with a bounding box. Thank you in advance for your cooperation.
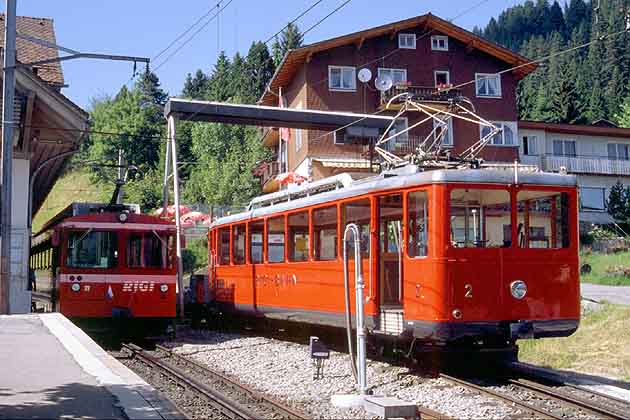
[118,212,128,223]
[510,280,527,300]
[71,283,81,292]
[160,284,169,293]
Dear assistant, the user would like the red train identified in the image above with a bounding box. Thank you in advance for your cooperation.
[207,166,580,350]
[30,203,177,319]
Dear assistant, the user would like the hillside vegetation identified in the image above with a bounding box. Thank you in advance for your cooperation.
[475,0,630,125]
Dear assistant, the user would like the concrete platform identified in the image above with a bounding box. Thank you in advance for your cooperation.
[0,313,183,419]
[581,283,630,306]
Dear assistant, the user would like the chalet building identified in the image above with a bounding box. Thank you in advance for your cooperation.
[0,15,89,313]
[519,121,630,226]
[255,13,536,192]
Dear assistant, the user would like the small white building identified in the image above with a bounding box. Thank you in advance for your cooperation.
[518,120,630,227]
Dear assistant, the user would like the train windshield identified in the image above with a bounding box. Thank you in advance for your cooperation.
[450,188,512,248]
[66,230,118,268]
[127,231,174,269]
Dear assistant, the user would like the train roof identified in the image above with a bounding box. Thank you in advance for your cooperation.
[211,166,577,228]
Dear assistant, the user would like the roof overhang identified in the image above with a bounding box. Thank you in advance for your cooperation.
[519,121,630,139]
[164,98,394,130]
[260,13,537,106]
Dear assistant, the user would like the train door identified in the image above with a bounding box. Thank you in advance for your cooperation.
[377,193,404,334]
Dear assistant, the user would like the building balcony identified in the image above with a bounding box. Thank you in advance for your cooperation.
[541,155,630,176]
[253,160,282,192]
[379,85,462,110]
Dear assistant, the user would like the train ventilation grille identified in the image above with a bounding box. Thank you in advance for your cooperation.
[379,309,404,335]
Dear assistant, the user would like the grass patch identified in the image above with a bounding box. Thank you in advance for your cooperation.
[518,304,630,381]
[580,252,630,286]
[32,169,113,233]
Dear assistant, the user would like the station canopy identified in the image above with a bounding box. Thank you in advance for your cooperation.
[164,98,394,131]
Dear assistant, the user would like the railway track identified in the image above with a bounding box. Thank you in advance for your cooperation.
[122,343,308,419]
[440,370,630,420]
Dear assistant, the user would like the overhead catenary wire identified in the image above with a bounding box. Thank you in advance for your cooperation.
[152,0,236,72]
[263,0,326,44]
[301,0,353,37]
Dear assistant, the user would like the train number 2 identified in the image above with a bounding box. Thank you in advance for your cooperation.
[464,284,473,298]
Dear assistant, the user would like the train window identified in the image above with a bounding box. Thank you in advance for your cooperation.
[233,224,246,265]
[343,199,371,257]
[408,191,429,257]
[313,206,338,261]
[249,220,264,263]
[127,232,173,268]
[450,189,511,248]
[516,191,570,249]
[66,230,118,268]
[219,228,231,265]
[288,212,309,262]
[267,216,285,263]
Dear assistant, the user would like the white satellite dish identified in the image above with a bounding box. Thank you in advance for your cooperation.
[375,75,393,92]
[357,68,372,83]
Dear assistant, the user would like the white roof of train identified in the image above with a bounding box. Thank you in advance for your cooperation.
[211,167,577,228]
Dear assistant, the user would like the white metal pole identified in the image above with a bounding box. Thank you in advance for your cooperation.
[0,0,17,314]
[162,137,171,217]
[168,116,184,319]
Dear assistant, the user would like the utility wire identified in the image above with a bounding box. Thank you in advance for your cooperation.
[152,0,236,72]
[264,0,326,44]
[302,0,353,37]
[153,0,225,62]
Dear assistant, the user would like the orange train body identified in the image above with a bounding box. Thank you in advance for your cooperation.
[30,204,177,319]
[209,168,580,344]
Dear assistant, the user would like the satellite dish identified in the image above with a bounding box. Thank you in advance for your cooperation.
[357,68,372,83]
[375,75,393,92]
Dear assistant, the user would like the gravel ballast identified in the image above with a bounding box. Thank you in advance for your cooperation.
[163,330,524,419]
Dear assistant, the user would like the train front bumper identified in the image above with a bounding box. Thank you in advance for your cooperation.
[406,318,580,343]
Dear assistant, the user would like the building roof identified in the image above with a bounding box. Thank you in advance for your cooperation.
[0,14,64,87]
[259,13,536,106]
[518,121,630,139]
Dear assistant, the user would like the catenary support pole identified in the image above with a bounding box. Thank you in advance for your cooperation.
[0,0,17,314]
[168,116,184,319]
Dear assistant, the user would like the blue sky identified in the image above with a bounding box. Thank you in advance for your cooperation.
[7,0,526,109]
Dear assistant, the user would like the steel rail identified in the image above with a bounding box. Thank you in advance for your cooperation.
[155,344,308,419]
[507,377,629,420]
[439,373,564,420]
[123,343,260,419]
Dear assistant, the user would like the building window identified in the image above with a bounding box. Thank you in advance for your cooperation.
[288,212,309,262]
[295,129,303,151]
[329,66,356,91]
[377,68,407,86]
[475,73,501,98]
[431,35,448,51]
[434,70,450,86]
[313,206,338,261]
[434,117,453,146]
[580,187,606,211]
[553,139,576,157]
[481,121,516,146]
[522,135,538,155]
[266,216,285,263]
[608,143,629,160]
[399,33,416,49]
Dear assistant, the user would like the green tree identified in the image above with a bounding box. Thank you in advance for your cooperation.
[545,62,583,123]
[607,180,627,222]
[245,41,275,102]
[615,97,630,128]
[183,69,209,99]
[272,22,303,66]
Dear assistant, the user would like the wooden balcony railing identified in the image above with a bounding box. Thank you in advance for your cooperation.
[380,85,462,108]
[253,160,282,189]
[542,155,630,176]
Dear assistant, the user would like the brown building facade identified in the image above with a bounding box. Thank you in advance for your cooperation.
[257,14,536,192]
